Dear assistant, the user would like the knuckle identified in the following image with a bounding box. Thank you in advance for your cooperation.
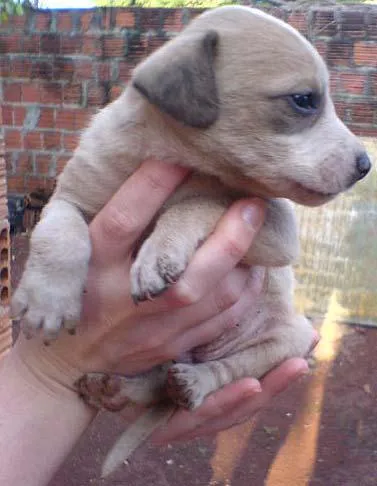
[102,205,139,240]
[223,237,248,261]
[171,279,202,307]
[144,170,170,194]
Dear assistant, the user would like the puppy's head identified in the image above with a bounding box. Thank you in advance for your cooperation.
[132,6,371,206]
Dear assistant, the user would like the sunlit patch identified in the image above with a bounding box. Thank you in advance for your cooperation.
[209,420,254,485]
[265,290,345,486]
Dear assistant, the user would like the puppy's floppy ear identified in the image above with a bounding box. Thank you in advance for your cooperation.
[132,30,219,128]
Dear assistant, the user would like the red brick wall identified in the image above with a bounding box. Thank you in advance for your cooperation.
[0,130,11,358]
[1,5,377,195]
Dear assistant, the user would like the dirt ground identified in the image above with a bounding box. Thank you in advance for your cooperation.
[11,234,377,486]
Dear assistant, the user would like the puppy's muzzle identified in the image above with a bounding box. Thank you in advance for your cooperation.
[354,152,372,182]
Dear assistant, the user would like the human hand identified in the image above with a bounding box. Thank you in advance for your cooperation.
[14,159,266,398]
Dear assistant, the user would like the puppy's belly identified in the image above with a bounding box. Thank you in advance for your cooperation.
[191,296,271,363]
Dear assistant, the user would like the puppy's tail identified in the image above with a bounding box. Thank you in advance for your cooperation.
[101,403,176,478]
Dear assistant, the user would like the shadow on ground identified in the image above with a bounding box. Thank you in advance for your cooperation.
[11,234,377,486]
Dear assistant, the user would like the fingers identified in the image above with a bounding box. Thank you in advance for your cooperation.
[151,378,262,445]
[89,160,189,265]
[169,267,265,355]
[152,358,309,444]
[164,198,266,307]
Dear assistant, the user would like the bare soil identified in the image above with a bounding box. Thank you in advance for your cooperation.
[11,234,377,486]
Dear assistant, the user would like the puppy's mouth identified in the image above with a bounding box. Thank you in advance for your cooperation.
[289,180,338,206]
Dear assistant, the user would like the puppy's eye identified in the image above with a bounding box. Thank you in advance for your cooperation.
[288,93,320,115]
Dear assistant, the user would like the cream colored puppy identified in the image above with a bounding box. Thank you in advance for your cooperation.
[12,5,370,475]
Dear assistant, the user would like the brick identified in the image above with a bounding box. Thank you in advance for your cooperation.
[24,131,43,150]
[53,57,74,81]
[287,11,308,35]
[40,84,63,104]
[60,35,83,55]
[339,72,367,95]
[0,34,23,53]
[11,58,32,78]
[32,60,53,81]
[63,84,82,105]
[95,61,111,82]
[366,11,377,40]
[3,83,22,102]
[35,12,53,31]
[327,41,353,67]
[350,102,375,124]
[370,72,377,96]
[1,106,13,126]
[73,60,93,80]
[333,100,347,119]
[0,57,11,77]
[43,131,61,150]
[4,153,14,174]
[25,176,48,192]
[354,42,377,66]
[4,130,22,149]
[17,152,33,174]
[87,84,106,106]
[56,155,70,174]
[349,126,377,137]
[115,10,135,29]
[163,9,184,33]
[80,12,97,31]
[118,60,132,82]
[55,109,92,131]
[145,34,167,55]
[62,133,79,152]
[312,8,337,37]
[102,35,126,58]
[22,83,41,103]
[23,34,40,54]
[11,14,27,31]
[57,12,73,32]
[35,154,53,175]
[340,10,366,40]
[7,176,25,193]
[41,34,61,55]
[13,106,27,126]
[82,35,102,57]
[138,9,162,31]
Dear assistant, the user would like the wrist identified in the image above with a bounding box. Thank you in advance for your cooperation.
[12,334,92,404]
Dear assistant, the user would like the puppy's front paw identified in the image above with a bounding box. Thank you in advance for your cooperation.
[75,373,129,412]
[130,237,192,303]
[167,364,206,410]
[12,267,85,342]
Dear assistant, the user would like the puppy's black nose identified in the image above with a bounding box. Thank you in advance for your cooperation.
[356,152,371,181]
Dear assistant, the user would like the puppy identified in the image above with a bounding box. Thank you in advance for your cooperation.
[12,5,370,477]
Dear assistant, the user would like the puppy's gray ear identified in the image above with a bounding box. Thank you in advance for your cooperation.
[132,30,219,128]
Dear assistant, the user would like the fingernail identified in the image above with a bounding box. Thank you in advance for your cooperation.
[243,381,262,398]
[242,200,265,228]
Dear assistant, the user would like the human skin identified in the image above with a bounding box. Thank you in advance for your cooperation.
[0,159,309,485]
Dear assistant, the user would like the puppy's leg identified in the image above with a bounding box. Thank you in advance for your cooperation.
[167,314,314,410]
[11,199,91,341]
[75,364,170,411]
[130,197,228,302]
[130,197,299,302]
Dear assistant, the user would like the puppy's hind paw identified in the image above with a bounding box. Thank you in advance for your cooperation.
[75,373,130,412]
[167,364,206,410]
